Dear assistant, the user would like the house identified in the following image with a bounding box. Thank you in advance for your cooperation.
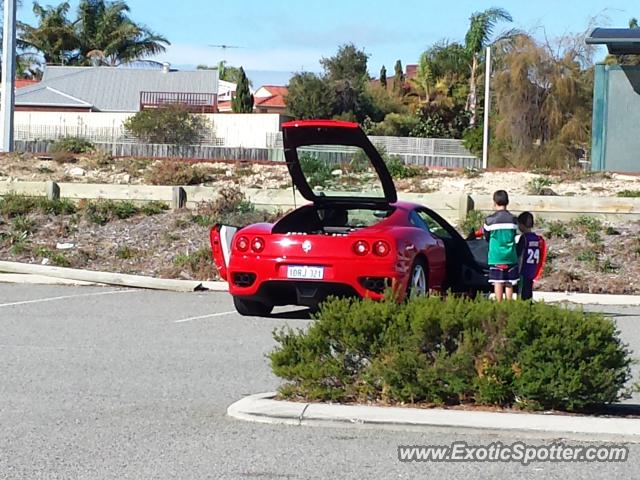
[217,84,288,114]
[253,85,287,114]
[14,64,219,113]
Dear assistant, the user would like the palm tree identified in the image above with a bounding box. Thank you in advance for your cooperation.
[464,7,514,127]
[74,0,169,66]
[414,41,469,101]
[18,2,78,65]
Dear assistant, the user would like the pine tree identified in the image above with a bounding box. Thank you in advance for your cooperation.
[380,65,387,89]
[392,60,404,96]
[232,67,254,113]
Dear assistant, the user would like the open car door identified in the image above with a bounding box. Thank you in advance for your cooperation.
[282,120,397,206]
[209,224,237,281]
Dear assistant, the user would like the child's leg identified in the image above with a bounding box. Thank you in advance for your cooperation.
[505,284,514,300]
[520,279,534,300]
[494,282,505,302]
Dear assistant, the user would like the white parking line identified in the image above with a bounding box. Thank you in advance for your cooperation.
[174,311,236,323]
[0,289,135,309]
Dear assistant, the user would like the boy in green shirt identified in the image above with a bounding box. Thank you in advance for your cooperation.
[482,190,519,302]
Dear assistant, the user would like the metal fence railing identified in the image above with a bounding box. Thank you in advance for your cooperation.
[13,124,479,168]
[265,132,479,169]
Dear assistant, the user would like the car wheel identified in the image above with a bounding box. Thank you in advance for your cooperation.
[407,258,429,298]
[232,296,274,317]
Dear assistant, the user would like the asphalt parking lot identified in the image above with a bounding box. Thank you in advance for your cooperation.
[0,283,639,480]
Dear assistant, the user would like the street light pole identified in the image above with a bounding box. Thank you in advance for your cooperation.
[482,46,491,170]
[1,0,17,152]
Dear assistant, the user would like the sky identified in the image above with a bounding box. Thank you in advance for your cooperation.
[15,0,640,85]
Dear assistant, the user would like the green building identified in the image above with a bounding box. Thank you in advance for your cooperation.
[587,28,640,172]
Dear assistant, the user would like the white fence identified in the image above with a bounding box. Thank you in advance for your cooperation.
[266,132,479,169]
[14,123,224,146]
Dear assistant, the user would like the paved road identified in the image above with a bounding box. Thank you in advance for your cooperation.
[0,284,638,480]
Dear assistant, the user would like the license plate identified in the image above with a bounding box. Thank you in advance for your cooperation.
[286,265,324,280]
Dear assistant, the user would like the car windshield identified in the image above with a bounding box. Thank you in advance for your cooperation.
[297,145,386,199]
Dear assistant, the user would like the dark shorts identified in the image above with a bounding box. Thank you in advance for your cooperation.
[489,264,519,285]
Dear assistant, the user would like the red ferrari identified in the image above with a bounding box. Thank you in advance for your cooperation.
[210,120,490,316]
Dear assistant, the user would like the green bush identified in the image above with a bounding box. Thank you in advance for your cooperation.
[385,155,422,179]
[51,136,95,154]
[299,153,333,187]
[460,209,485,235]
[83,200,139,225]
[545,220,570,239]
[270,295,633,412]
[140,201,169,216]
[617,190,640,198]
[462,127,483,157]
[124,104,210,145]
[527,176,553,195]
[0,194,76,218]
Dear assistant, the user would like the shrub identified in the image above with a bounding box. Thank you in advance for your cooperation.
[270,295,633,412]
[545,220,570,239]
[194,187,279,227]
[385,155,422,179]
[124,104,210,145]
[299,153,333,187]
[460,209,485,235]
[171,247,217,280]
[83,200,139,225]
[462,126,483,157]
[617,190,640,198]
[527,176,553,195]
[145,161,206,186]
[140,201,169,216]
[52,150,77,164]
[0,194,76,218]
[35,247,71,267]
[51,137,94,154]
[116,246,138,260]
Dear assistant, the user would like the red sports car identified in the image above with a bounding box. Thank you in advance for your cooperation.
[210,120,490,316]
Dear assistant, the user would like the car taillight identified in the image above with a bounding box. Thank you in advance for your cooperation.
[373,240,390,257]
[353,240,369,256]
[251,237,265,253]
[236,236,249,252]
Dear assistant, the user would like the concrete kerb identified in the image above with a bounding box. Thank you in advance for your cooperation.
[228,392,640,442]
[1,260,640,303]
[0,261,229,293]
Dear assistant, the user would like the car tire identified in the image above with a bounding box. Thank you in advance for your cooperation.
[232,296,274,317]
[407,257,429,298]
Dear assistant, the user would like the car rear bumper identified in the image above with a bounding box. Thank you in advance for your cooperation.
[228,255,401,304]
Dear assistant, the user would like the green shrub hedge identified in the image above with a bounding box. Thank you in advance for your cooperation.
[269,295,634,412]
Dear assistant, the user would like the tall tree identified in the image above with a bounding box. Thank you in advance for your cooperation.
[232,66,254,113]
[18,2,78,65]
[413,41,471,107]
[380,65,387,89]
[464,7,513,126]
[320,43,371,120]
[285,72,334,119]
[74,0,168,65]
[392,59,404,95]
[492,35,592,168]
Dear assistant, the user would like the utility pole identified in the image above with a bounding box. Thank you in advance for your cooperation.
[1,0,17,152]
[482,46,491,170]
